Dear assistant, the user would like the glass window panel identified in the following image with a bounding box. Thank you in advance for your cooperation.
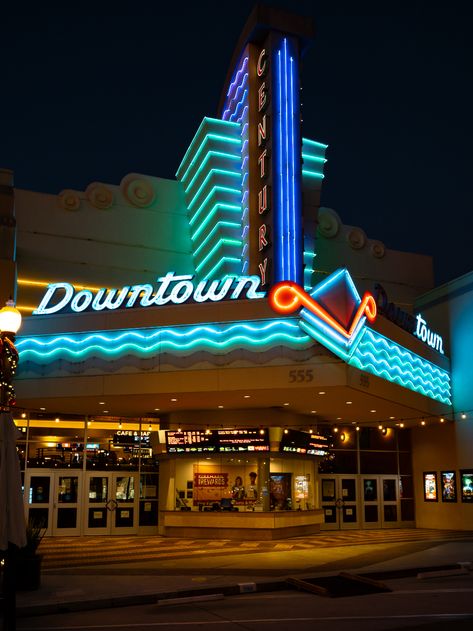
[342,505,357,522]
[28,507,48,529]
[363,479,378,501]
[341,478,356,502]
[29,476,50,503]
[89,477,108,502]
[115,477,135,501]
[401,499,415,521]
[383,479,397,501]
[139,501,158,526]
[364,505,378,522]
[399,452,412,475]
[88,508,107,528]
[115,508,134,528]
[384,505,397,522]
[57,508,77,529]
[57,477,78,503]
[329,450,357,474]
[360,451,397,474]
[323,506,337,523]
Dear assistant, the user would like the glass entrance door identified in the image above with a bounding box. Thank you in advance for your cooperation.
[361,476,401,528]
[25,471,82,535]
[320,475,359,530]
[83,472,139,535]
[53,473,81,535]
[25,471,54,535]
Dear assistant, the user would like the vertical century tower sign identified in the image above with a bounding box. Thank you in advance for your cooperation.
[219,5,319,288]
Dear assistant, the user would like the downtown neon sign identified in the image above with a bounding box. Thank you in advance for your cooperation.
[32,273,265,316]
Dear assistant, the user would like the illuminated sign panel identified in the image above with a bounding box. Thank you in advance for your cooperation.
[166,430,216,454]
[216,428,269,452]
[374,284,444,354]
[280,429,329,456]
[165,428,269,454]
[32,273,265,315]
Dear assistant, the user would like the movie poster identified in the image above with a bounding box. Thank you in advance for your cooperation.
[441,471,457,503]
[423,472,438,501]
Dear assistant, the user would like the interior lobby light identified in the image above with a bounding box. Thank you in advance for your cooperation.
[440,417,445,423]
[421,420,426,426]
[461,412,467,419]
[333,426,338,433]
[340,432,346,442]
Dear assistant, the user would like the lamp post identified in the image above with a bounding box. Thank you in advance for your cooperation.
[0,300,22,409]
[0,300,22,631]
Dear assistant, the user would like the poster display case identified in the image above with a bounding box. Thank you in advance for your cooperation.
[423,471,438,501]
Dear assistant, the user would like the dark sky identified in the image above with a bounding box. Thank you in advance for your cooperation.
[2,1,472,286]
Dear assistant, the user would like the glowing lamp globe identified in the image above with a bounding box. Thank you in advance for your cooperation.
[0,300,22,334]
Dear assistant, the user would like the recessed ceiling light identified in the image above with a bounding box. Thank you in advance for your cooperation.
[55,418,59,423]
[370,410,376,413]
[311,410,317,414]
[345,401,352,405]
[243,395,251,399]
[218,405,224,409]
[318,391,326,395]
[40,407,46,411]
[389,416,395,420]
[283,403,289,406]
[171,398,177,402]
[336,417,342,420]
[99,402,105,405]
[103,410,109,414]
[154,408,160,411]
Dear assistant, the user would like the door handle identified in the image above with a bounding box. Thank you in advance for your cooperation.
[335,497,345,509]
[106,499,118,512]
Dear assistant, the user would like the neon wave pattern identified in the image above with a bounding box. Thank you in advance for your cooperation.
[349,328,451,405]
[16,319,311,364]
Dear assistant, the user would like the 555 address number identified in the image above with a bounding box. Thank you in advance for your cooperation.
[288,369,314,383]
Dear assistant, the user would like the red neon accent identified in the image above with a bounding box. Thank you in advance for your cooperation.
[269,282,377,339]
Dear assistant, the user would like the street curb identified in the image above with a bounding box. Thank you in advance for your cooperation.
[15,562,472,618]
[15,580,288,618]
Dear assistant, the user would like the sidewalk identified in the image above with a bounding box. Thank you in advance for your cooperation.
[15,530,473,618]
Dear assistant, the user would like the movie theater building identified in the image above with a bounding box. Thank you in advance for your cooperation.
[1,6,470,539]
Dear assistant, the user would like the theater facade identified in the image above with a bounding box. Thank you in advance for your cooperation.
[1,6,471,539]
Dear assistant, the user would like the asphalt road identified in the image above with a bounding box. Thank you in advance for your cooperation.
[15,571,473,631]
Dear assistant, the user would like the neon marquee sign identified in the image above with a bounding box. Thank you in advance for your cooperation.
[268,268,451,405]
[33,272,265,316]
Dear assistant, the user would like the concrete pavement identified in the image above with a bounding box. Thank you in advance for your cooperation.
[12,529,473,618]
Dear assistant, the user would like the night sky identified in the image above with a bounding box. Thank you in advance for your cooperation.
[2,1,471,286]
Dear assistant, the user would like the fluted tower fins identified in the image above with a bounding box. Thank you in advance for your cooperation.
[176,118,243,280]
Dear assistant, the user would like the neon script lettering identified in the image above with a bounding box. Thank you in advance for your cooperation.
[33,273,265,316]
[414,314,444,354]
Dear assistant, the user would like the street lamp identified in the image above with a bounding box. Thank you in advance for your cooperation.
[0,300,22,409]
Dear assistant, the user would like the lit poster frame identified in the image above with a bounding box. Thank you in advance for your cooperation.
[460,470,473,503]
[440,471,457,503]
[423,471,438,502]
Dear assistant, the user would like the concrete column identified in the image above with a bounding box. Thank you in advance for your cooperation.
[0,168,17,305]
[258,457,270,511]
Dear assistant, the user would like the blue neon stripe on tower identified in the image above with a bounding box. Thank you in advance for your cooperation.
[274,38,302,285]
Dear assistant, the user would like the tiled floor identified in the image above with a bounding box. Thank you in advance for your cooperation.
[38,528,473,569]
